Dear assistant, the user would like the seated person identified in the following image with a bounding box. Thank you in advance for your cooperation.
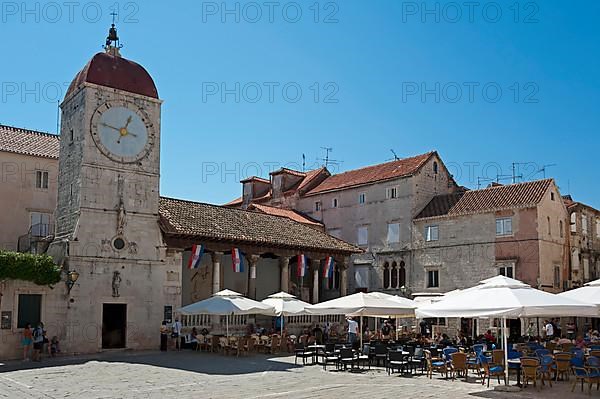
[439,334,453,348]
[484,329,496,344]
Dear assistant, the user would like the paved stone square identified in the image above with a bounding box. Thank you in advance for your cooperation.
[0,351,596,399]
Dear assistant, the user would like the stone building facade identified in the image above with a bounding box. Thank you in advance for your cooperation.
[228,152,459,295]
[0,31,359,359]
[564,196,600,285]
[412,179,570,293]
[0,126,59,252]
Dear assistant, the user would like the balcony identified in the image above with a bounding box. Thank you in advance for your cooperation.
[17,223,54,254]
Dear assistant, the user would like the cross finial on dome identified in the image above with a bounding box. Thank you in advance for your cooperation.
[104,13,123,57]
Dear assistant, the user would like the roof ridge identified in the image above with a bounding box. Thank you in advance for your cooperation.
[330,151,435,177]
[0,124,58,138]
[160,196,320,224]
[471,178,553,192]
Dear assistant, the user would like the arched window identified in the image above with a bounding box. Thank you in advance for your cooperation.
[383,262,390,289]
[399,261,406,287]
[433,161,438,174]
[391,261,398,289]
[547,216,552,236]
[571,212,577,233]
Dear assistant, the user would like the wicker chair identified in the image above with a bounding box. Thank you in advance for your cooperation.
[425,349,447,379]
[478,353,506,387]
[521,357,541,390]
[554,352,572,381]
[450,352,468,381]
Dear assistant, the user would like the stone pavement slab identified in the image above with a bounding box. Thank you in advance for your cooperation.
[0,351,597,399]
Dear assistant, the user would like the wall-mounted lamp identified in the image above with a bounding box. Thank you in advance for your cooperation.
[65,270,80,295]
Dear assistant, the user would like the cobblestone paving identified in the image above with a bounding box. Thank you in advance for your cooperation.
[0,351,597,398]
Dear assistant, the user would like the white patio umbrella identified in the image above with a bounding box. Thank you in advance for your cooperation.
[178,289,276,336]
[261,291,312,335]
[558,279,600,308]
[306,292,417,346]
[416,275,598,382]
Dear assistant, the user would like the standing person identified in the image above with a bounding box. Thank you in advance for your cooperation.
[544,320,554,341]
[171,317,182,351]
[419,319,430,338]
[347,317,358,346]
[21,323,33,361]
[32,322,44,361]
[566,320,576,340]
[381,321,391,340]
[160,321,168,351]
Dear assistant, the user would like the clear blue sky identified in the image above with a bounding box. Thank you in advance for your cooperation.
[2,0,599,207]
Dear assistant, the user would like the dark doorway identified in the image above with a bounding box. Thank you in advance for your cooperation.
[508,319,522,341]
[102,304,127,349]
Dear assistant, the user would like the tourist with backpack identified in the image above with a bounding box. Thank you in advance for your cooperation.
[32,322,44,362]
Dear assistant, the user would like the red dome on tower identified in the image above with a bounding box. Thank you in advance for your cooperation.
[66,52,158,100]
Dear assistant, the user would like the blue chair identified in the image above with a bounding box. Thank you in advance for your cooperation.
[590,345,600,351]
[535,349,550,359]
[478,353,506,387]
[539,355,555,387]
[442,347,458,366]
[571,356,600,392]
[472,344,485,355]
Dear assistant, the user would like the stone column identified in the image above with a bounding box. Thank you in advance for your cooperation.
[279,256,289,292]
[313,264,320,304]
[247,254,260,299]
[340,257,349,296]
[211,252,223,295]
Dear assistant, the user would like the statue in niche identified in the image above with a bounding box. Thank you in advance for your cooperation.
[112,271,122,297]
[116,198,126,237]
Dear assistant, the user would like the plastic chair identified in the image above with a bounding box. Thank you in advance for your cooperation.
[387,350,409,375]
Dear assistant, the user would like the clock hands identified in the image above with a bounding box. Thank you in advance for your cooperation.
[104,115,139,144]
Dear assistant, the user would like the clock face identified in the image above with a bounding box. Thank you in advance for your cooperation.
[91,102,154,163]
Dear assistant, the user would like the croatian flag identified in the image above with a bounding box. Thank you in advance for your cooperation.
[232,248,244,273]
[323,256,334,278]
[297,254,307,278]
[187,244,204,269]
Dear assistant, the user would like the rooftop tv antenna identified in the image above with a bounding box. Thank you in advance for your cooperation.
[390,149,400,161]
[317,147,341,169]
[511,162,527,184]
[536,164,557,179]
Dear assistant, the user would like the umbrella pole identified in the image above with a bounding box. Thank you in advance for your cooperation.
[360,315,363,348]
[503,316,509,384]
[226,315,229,338]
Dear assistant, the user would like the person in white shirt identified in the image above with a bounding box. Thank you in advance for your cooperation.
[347,317,358,346]
[544,320,554,341]
[171,318,182,351]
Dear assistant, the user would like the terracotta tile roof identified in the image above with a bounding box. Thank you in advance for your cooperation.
[0,125,60,159]
[415,179,554,219]
[306,152,435,195]
[270,167,307,177]
[415,192,465,219]
[159,197,360,254]
[298,167,329,192]
[240,176,270,184]
[249,204,323,227]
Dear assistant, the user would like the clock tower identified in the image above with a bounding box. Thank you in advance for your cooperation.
[49,25,181,352]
